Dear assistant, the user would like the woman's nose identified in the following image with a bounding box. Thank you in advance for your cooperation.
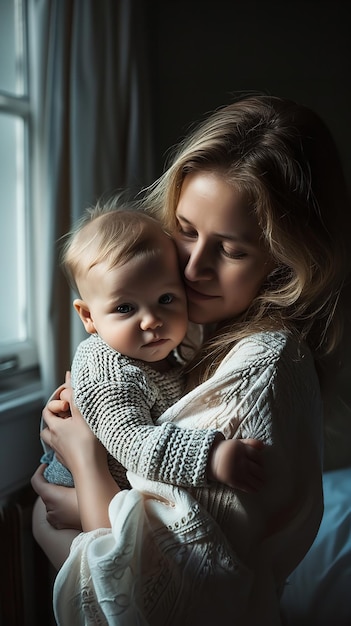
[140,311,163,331]
[183,242,214,282]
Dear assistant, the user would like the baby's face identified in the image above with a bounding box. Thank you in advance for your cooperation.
[80,239,188,363]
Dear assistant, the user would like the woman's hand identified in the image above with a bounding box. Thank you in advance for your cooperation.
[41,384,106,474]
[31,464,81,530]
[42,371,72,420]
[41,382,121,531]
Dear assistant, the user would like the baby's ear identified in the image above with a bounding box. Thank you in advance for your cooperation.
[73,299,96,334]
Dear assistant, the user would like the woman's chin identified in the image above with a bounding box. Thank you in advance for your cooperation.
[187,303,221,326]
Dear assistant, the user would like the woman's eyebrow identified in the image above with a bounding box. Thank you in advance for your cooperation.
[175,213,192,225]
[176,213,253,243]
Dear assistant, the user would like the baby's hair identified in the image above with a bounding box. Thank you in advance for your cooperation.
[61,197,169,296]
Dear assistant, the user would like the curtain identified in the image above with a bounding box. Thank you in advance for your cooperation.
[28,0,154,398]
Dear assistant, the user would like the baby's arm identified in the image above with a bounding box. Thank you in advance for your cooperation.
[76,379,215,487]
[74,373,264,492]
[70,337,265,492]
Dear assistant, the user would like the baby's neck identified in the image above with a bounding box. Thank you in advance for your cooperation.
[148,353,176,373]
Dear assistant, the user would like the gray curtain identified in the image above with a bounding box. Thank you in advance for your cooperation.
[28,0,154,397]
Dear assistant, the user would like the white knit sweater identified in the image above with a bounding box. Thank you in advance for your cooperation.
[54,330,324,626]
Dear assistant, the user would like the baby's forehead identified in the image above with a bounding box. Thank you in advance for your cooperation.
[87,245,181,296]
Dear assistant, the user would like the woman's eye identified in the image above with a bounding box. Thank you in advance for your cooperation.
[116,303,133,314]
[176,221,197,238]
[159,293,173,304]
[221,245,247,259]
[182,230,197,238]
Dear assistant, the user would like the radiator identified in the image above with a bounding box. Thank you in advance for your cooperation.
[0,486,55,626]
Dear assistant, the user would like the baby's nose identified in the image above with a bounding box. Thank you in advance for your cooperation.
[140,311,163,331]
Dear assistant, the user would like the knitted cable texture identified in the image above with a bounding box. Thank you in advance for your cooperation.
[44,334,217,488]
[72,335,216,487]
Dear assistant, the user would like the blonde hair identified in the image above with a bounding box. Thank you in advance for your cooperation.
[141,95,350,381]
[61,198,169,296]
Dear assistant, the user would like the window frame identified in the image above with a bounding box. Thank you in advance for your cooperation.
[0,0,39,387]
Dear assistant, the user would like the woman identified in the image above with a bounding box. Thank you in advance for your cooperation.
[32,94,350,625]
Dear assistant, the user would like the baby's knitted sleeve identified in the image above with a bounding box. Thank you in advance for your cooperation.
[73,355,217,488]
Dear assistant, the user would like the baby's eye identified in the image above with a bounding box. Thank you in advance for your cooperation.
[116,303,134,314]
[159,293,173,304]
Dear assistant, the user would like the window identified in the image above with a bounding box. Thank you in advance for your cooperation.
[0,0,38,384]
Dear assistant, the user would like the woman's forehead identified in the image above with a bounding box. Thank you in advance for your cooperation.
[176,171,261,241]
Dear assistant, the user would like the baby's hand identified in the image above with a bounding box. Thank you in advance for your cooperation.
[208,437,264,492]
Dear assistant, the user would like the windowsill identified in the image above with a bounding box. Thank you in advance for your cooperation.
[0,368,44,417]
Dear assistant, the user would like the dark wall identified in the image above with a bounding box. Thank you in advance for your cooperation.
[147,0,350,188]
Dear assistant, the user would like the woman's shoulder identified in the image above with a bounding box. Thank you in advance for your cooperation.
[221,330,314,374]
[228,330,310,359]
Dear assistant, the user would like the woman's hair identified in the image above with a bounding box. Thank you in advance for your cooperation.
[141,94,350,381]
[61,198,168,296]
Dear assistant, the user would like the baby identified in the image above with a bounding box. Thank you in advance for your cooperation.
[42,201,263,493]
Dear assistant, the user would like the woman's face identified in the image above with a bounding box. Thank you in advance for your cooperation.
[173,171,274,325]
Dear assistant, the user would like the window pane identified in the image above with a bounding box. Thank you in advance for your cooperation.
[0,113,27,344]
[0,0,26,95]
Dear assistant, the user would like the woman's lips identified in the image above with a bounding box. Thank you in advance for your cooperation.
[185,284,219,301]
